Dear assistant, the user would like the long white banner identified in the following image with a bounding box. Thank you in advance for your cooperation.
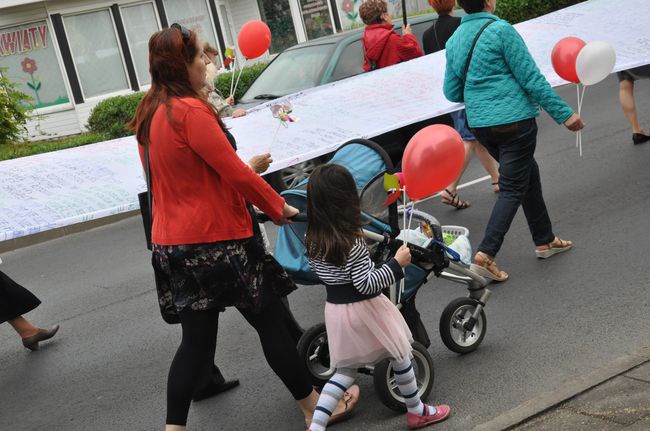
[1,0,649,242]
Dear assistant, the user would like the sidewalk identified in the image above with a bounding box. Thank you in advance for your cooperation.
[473,347,650,431]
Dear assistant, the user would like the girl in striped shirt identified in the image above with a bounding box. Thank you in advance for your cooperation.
[305,164,450,430]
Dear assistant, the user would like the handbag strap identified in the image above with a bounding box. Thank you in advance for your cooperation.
[432,19,441,52]
[461,20,494,96]
[144,140,152,227]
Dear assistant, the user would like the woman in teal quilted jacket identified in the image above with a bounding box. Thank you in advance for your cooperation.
[443,0,585,281]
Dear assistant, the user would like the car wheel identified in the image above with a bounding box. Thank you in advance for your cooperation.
[265,157,326,192]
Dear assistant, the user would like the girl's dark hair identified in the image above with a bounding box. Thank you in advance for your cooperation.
[305,164,363,266]
[129,26,225,145]
[457,0,487,14]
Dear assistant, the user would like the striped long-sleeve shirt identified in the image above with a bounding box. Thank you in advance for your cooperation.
[309,238,404,303]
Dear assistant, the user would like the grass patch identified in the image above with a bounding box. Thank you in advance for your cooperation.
[0,132,111,161]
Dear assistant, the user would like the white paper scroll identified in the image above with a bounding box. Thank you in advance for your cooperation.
[2,0,650,242]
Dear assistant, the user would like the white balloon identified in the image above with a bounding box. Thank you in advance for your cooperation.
[575,40,616,85]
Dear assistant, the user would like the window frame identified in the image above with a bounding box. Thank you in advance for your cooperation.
[61,6,131,101]
[118,0,162,89]
[0,17,74,113]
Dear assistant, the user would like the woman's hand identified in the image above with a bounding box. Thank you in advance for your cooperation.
[403,24,413,36]
[564,113,585,131]
[232,108,247,118]
[226,95,235,106]
[276,204,299,225]
[248,153,272,174]
[394,245,412,267]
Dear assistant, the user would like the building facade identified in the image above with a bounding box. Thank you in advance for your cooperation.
[0,0,431,140]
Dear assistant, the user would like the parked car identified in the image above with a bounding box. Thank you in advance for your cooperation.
[238,13,454,191]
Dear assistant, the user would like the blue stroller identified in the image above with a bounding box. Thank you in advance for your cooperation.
[273,139,491,412]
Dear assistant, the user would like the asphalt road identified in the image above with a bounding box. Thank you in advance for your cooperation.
[1,75,649,431]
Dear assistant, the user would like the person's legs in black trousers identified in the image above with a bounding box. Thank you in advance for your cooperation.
[473,119,554,264]
[238,295,313,400]
[166,308,219,426]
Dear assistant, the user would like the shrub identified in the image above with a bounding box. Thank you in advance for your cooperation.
[0,68,32,146]
[496,0,585,24]
[87,92,144,139]
[214,62,268,101]
[0,131,110,161]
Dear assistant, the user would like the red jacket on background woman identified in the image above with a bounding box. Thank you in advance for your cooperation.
[362,23,423,71]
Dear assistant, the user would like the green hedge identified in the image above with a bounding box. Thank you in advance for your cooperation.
[214,62,268,101]
[0,132,110,161]
[87,92,145,139]
[496,0,585,24]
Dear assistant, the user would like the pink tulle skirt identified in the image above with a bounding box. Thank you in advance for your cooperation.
[325,294,413,369]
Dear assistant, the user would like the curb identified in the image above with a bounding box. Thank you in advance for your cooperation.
[472,346,650,431]
[0,210,140,254]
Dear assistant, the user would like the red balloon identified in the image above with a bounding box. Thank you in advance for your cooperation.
[402,125,465,200]
[551,37,586,83]
[238,20,272,59]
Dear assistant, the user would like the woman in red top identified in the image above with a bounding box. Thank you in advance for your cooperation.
[130,25,358,430]
[360,0,423,71]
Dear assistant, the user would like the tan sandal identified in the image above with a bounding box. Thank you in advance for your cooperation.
[470,252,508,282]
[441,189,470,210]
[536,237,573,259]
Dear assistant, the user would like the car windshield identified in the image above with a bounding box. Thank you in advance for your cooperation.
[240,43,335,103]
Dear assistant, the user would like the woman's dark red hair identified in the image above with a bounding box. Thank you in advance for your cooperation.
[129,26,225,145]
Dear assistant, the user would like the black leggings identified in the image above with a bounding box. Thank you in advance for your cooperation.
[166,295,313,426]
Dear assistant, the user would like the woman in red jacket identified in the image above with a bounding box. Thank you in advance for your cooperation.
[360,0,423,71]
[130,25,358,430]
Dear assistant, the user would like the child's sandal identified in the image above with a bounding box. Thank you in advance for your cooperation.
[470,252,508,282]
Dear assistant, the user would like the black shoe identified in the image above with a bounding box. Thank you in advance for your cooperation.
[22,325,60,351]
[632,133,650,145]
[192,379,240,402]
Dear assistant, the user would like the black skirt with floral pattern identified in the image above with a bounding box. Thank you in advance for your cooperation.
[152,236,297,320]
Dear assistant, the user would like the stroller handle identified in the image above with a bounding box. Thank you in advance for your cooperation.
[256,212,308,223]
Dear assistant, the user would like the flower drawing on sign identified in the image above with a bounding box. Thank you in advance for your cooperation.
[21,57,37,73]
[21,57,42,106]
[342,0,359,22]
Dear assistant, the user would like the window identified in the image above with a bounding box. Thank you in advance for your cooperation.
[299,0,334,40]
[64,10,129,98]
[241,43,334,102]
[0,21,70,109]
[163,0,218,50]
[219,4,234,47]
[257,0,298,54]
[121,2,160,86]
[330,39,363,81]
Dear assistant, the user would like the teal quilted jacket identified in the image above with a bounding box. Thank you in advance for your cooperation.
[443,12,573,128]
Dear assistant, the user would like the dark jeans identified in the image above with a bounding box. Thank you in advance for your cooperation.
[471,118,555,257]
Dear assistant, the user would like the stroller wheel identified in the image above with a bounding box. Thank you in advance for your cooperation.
[439,297,487,354]
[373,342,434,412]
[296,323,335,387]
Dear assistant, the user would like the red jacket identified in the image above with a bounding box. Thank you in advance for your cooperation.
[362,23,423,71]
[139,97,284,245]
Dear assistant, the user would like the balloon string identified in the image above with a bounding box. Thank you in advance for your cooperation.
[268,121,282,154]
[398,187,409,305]
[229,55,237,96]
[577,84,586,157]
[232,59,248,98]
